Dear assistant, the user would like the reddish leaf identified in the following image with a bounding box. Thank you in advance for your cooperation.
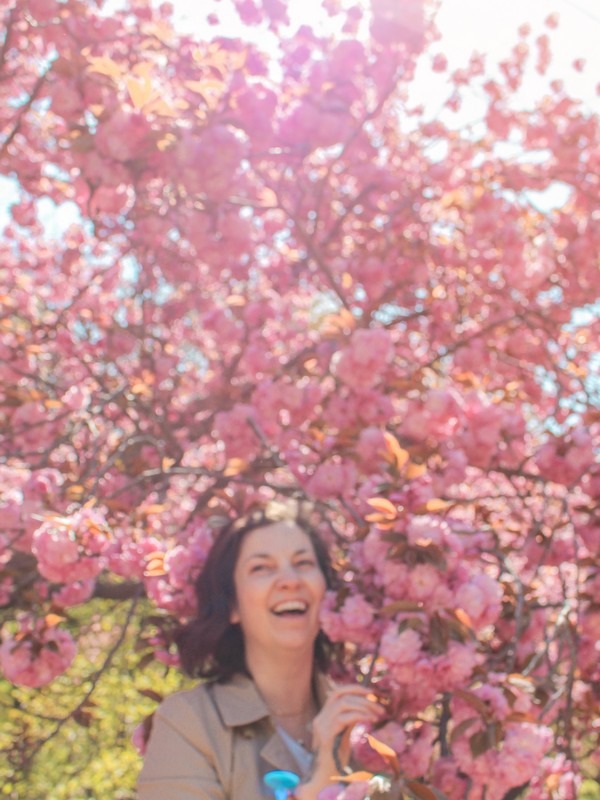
[450,716,479,744]
[380,600,424,616]
[406,781,444,800]
[454,689,492,717]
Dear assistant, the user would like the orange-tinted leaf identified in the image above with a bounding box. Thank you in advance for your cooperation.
[366,497,397,516]
[257,187,278,207]
[506,711,535,723]
[144,565,166,578]
[144,553,166,577]
[415,498,451,514]
[65,484,85,502]
[364,516,397,530]
[162,457,176,471]
[382,432,410,469]
[130,381,153,396]
[87,56,123,80]
[226,294,246,307]
[126,76,155,109]
[452,608,473,630]
[366,734,397,759]
[143,504,167,515]
[545,774,561,792]
[507,673,535,687]
[131,61,154,78]
[184,78,224,95]
[405,461,427,480]
[156,136,174,151]
[146,98,179,117]
[44,614,66,628]
[223,458,248,477]
[332,771,374,782]
[140,20,175,45]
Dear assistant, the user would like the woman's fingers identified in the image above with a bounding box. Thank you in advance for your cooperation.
[312,686,385,747]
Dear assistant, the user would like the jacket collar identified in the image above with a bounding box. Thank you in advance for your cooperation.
[212,670,333,728]
[212,672,270,727]
[212,671,334,777]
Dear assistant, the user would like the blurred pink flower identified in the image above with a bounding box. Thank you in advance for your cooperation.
[0,618,76,687]
[454,573,503,629]
[381,626,421,672]
[52,580,95,608]
[334,329,393,391]
[435,642,480,691]
[305,460,357,500]
[32,508,109,583]
[536,427,595,486]
[95,108,153,162]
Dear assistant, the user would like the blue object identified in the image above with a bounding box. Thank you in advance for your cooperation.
[263,769,301,800]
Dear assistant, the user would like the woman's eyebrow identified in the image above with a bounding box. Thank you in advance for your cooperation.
[244,547,312,561]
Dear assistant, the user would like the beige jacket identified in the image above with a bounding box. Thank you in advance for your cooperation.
[137,672,332,800]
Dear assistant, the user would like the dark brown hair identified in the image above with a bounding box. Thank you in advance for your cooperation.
[176,502,336,682]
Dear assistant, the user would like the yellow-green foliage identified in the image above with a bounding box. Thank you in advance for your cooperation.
[0,599,192,800]
[579,780,600,800]
[1,598,598,799]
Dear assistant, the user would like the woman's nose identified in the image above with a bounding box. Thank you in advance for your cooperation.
[276,564,301,584]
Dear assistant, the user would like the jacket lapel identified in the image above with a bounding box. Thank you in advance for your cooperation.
[212,671,335,781]
[260,729,302,774]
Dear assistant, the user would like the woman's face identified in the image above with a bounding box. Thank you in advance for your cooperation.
[230,521,327,659]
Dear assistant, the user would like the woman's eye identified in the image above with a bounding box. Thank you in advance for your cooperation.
[297,559,316,568]
[250,563,271,573]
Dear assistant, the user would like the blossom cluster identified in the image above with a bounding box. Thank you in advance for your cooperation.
[0,0,598,796]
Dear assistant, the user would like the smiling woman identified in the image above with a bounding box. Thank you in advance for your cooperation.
[137,502,386,800]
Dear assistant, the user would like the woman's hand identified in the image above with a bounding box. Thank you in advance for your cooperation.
[312,684,384,761]
[295,685,385,800]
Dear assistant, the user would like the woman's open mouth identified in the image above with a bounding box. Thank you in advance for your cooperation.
[271,600,308,616]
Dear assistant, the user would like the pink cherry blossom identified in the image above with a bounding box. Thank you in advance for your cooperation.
[535,427,595,486]
[334,329,393,391]
[454,573,503,629]
[0,1,598,793]
[52,580,95,608]
[95,108,153,163]
[380,626,421,673]
[434,642,481,691]
[305,460,358,500]
[0,618,77,688]
[32,509,109,583]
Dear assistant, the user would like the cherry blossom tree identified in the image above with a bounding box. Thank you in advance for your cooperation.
[0,0,598,797]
